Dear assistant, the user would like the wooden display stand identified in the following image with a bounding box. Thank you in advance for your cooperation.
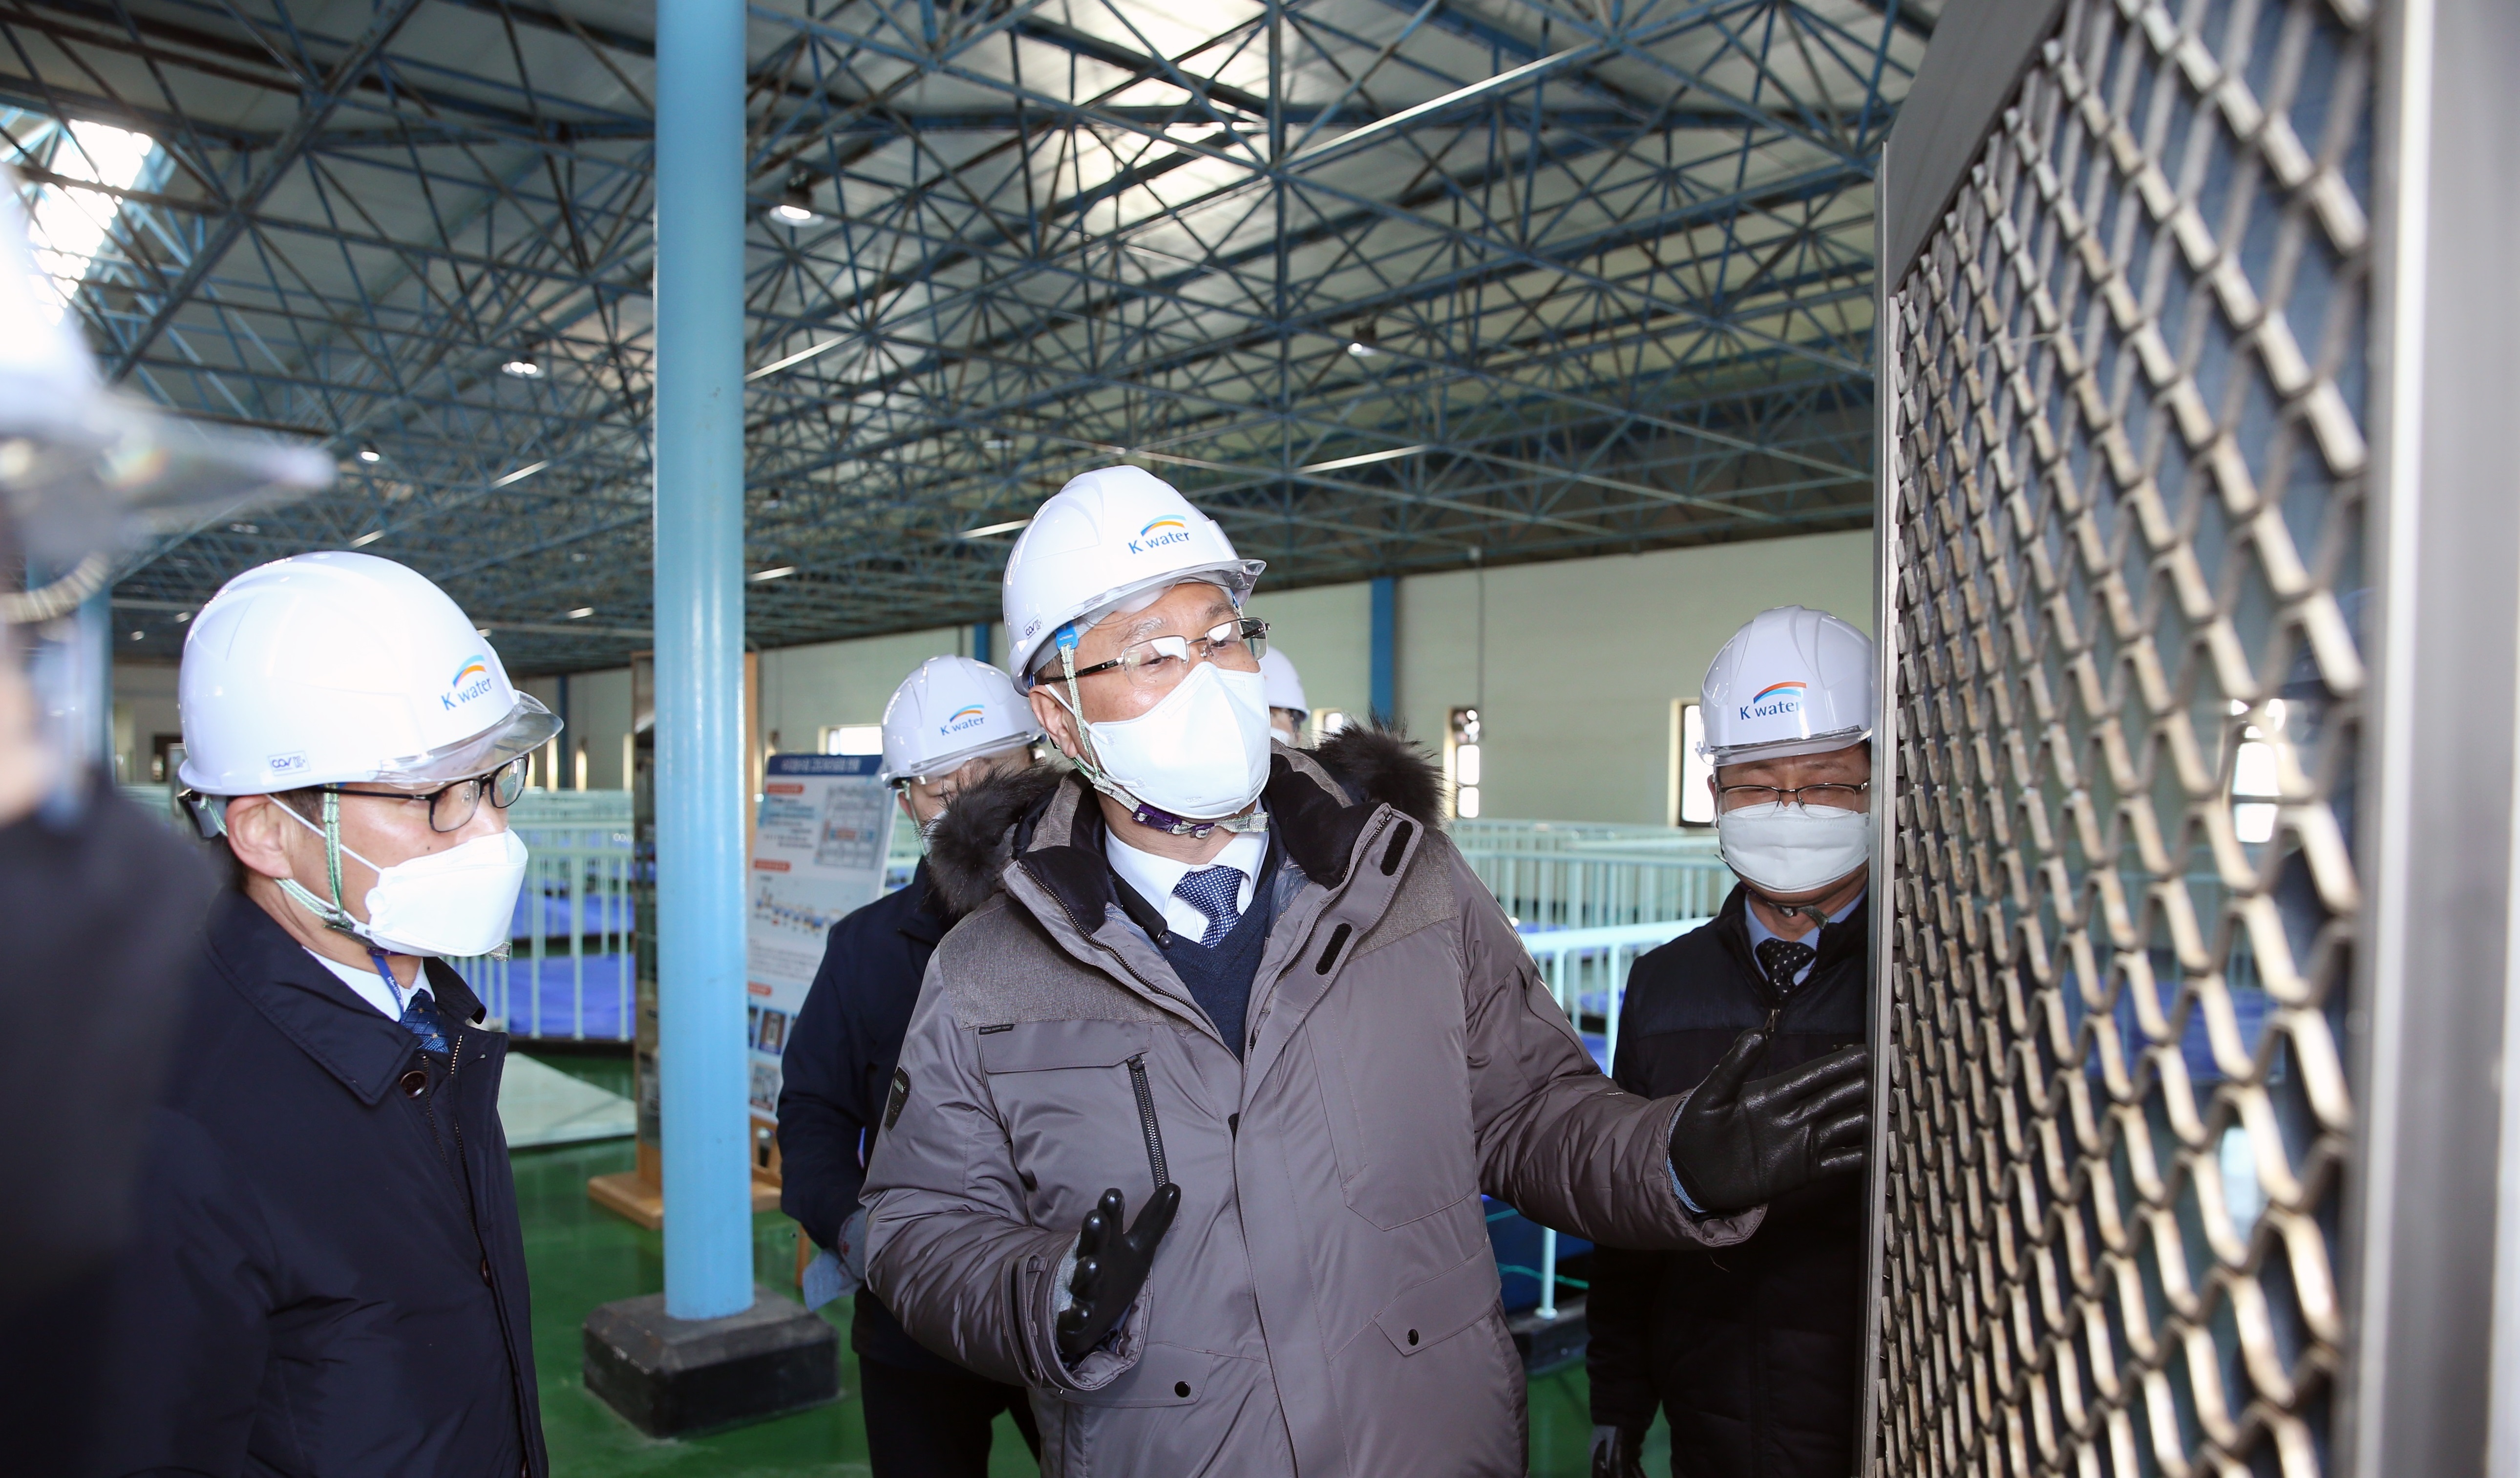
[587,654,783,1230]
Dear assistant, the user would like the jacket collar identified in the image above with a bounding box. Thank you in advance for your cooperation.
[1712,882,1871,1007]
[205,891,486,1107]
[897,859,952,946]
[1007,748,1375,943]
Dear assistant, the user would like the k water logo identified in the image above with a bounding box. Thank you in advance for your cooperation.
[1125,514,1191,555]
[1740,680,1806,722]
[444,654,496,712]
[939,704,988,736]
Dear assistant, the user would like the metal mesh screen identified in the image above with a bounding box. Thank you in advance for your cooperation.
[1876,0,2375,1473]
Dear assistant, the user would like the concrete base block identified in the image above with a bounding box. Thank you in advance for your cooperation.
[1510,1296,1588,1376]
[583,1285,838,1436]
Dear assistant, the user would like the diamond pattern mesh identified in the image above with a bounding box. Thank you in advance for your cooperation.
[1876,0,2374,1473]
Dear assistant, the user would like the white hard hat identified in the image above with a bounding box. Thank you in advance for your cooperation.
[1000,465,1262,683]
[1699,605,1874,764]
[177,551,560,796]
[880,656,1041,784]
[1259,646,1307,713]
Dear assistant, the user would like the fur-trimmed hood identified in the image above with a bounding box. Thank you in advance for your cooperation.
[925,724,1442,918]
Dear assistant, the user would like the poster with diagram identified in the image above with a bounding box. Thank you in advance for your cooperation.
[747,753,895,1117]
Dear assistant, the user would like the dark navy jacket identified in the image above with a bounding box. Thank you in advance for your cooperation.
[1587,884,1869,1478]
[777,858,960,1373]
[92,892,545,1478]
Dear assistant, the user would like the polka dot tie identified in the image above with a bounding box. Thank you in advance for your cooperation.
[1172,866,1245,948]
[1754,937,1818,998]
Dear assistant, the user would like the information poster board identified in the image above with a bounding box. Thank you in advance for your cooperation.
[747,753,895,1117]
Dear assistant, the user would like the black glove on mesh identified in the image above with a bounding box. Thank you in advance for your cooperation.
[1589,1423,1647,1478]
[1054,1184,1179,1363]
[1667,1026,1869,1215]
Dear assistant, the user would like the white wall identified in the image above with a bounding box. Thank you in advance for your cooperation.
[111,661,180,784]
[115,532,1875,821]
[756,622,1007,757]
[1248,581,1373,724]
[1393,532,1875,824]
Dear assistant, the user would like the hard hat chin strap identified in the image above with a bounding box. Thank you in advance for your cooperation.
[272,788,385,948]
[1049,637,1268,840]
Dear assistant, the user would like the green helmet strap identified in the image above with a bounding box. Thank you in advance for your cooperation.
[275,788,367,941]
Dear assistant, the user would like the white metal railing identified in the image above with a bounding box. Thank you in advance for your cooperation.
[1453,818,1716,851]
[1460,843,1733,930]
[1518,916,1705,1318]
[452,790,638,1041]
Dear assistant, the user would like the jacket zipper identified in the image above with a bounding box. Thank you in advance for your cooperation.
[1126,1055,1170,1190]
[446,1031,539,1472]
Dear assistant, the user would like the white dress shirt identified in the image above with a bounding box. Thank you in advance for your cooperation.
[1103,828,1268,942]
[309,948,410,1019]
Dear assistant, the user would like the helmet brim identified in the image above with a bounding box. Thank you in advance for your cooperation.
[370,693,563,786]
[1016,559,1265,686]
[881,733,1040,787]
[1702,726,1871,767]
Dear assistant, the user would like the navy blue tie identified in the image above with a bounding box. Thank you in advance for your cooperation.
[400,987,452,1056]
[1173,866,1245,948]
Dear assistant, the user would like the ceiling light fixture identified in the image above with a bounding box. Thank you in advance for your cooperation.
[174,611,190,623]
[750,565,797,582]
[566,607,595,620]
[351,529,384,547]
[356,442,382,463]
[492,460,550,488]
[961,518,1031,539]
[501,345,543,378]
[772,173,821,225]
[1346,321,1382,358]
[227,521,259,534]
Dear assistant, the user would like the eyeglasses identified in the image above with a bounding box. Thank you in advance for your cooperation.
[322,756,528,833]
[1066,617,1268,692]
[1715,781,1871,814]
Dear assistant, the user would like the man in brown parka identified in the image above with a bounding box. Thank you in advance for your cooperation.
[860,467,1868,1476]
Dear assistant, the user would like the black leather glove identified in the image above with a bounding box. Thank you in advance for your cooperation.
[1667,1026,1868,1214]
[1589,1423,1647,1478]
[1053,1184,1180,1363]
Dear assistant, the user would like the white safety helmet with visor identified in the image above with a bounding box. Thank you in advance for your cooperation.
[178,551,559,961]
[1698,605,1876,896]
[879,655,1041,786]
[1001,467,1275,834]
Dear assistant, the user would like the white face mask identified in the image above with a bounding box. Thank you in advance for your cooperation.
[278,803,529,958]
[1715,803,1871,895]
[1079,662,1274,821]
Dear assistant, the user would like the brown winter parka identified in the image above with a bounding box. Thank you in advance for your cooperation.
[859,727,1761,1476]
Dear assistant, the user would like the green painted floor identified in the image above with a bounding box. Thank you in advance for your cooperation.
[515,1053,1674,1476]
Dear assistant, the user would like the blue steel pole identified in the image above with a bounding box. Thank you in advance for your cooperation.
[1369,575,1397,723]
[651,0,752,1322]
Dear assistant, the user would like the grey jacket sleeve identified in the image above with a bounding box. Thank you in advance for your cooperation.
[858,958,1149,1394]
[1452,849,1765,1250]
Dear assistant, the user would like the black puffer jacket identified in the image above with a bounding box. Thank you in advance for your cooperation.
[1586,884,1868,1478]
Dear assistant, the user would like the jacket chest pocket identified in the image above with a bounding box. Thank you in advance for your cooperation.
[977,1020,1165,1224]
[1306,928,1477,1229]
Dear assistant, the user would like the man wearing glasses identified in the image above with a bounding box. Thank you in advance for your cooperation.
[1587,605,1879,1478]
[94,552,555,1477]
[855,470,1868,1476]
